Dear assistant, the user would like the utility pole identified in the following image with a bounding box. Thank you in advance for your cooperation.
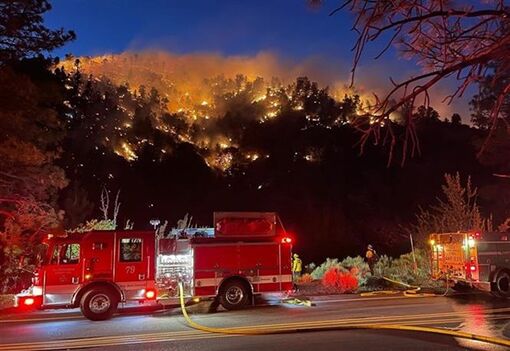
[410,234,417,272]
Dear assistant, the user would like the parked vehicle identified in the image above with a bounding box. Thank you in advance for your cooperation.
[16,212,293,320]
[430,231,510,297]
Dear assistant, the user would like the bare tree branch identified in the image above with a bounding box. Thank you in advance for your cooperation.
[113,190,121,226]
[326,0,510,164]
[99,186,109,221]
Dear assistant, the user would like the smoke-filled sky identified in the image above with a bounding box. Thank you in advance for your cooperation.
[45,0,471,119]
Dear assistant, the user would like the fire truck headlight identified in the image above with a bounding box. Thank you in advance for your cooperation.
[24,298,35,306]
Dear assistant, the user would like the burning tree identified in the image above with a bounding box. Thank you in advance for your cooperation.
[322,0,510,163]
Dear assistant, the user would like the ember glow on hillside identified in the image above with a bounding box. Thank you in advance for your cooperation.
[60,51,379,170]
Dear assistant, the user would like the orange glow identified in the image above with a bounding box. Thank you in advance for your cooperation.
[60,52,377,171]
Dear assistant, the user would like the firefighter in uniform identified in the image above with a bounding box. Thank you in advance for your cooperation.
[365,244,379,275]
[292,253,302,282]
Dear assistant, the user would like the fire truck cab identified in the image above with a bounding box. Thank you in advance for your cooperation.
[16,212,293,320]
[430,231,510,297]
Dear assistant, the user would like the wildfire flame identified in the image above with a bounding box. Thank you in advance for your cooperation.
[61,51,378,171]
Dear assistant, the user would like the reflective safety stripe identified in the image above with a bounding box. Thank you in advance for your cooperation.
[117,281,146,289]
[195,274,292,288]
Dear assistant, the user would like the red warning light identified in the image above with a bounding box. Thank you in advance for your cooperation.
[281,237,292,244]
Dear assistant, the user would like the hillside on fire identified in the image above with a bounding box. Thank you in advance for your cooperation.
[0,0,509,296]
[28,52,509,261]
[2,52,510,294]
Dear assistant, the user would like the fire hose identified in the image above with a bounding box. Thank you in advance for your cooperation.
[178,282,510,347]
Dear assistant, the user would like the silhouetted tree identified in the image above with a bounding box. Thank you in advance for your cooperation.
[407,173,492,244]
[319,0,510,159]
[414,106,440,121]
[470,61,510,130]
[0,0,75,63]
[0,0,73,292]
[451,113,462,126]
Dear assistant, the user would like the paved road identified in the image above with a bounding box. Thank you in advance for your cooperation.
[1,293,510,350]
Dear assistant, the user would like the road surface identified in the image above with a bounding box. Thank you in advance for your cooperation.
[1,292,510,350]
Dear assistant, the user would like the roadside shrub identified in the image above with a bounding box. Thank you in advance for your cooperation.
[69,219,116,233]
[0,294,15,310]
[310,258,341,280]
[310,250,437,293]
[340,256,370,287]
[312,256,370,289]
[374,249,434,287]
[304,262,316,274]
[322,267,358,293]
[340,256,365,268]
[298,273,313,284]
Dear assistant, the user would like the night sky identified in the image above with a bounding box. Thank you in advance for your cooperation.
[45,1,359,59]
[44,0,469,119]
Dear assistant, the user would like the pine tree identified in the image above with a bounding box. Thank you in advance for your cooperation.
[0,0,75,63]
[408,173,492,244]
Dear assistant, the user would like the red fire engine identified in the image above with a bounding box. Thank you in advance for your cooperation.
[430,231,510,297]
[16,212,294,320]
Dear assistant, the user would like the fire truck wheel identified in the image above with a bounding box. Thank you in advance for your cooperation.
[218,280,250,310]
[80,288,119,321]
[495,271,510,298]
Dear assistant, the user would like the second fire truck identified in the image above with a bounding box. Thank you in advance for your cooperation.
[16,212,294,320]
[430,231,510,297]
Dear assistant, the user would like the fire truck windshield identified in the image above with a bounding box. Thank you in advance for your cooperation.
[49,243,81,265]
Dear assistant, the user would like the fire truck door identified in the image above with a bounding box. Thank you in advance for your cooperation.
[115,234,152,300]
[239,243,282,293]
[84,235,113,280]
[43,242,82,306]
